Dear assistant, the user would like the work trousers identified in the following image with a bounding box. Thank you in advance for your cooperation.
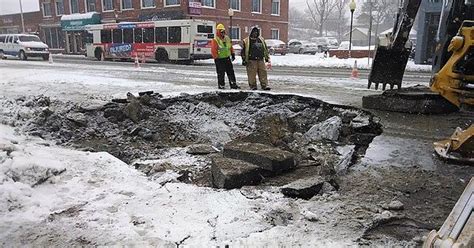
[246,60,268,89]
[214,57,236,87]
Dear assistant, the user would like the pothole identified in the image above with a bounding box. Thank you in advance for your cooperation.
[6,92,382,190]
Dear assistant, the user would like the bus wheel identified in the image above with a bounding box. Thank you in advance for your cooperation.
[155,49,169,63]
[94,48,103,61]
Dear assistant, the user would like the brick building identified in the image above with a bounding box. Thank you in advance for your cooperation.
[0,0,288,54]
[414,0,442,64]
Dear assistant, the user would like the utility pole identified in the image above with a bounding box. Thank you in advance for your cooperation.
[368,0,373,65]
[19,0,25,33]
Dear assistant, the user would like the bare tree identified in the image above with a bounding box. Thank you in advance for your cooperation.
[359,0,399,37]
[331,0,349,41]
[306,0,338,37]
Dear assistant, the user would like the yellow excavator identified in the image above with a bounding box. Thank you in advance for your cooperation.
[364,1,473,246]
[364,0,473,164]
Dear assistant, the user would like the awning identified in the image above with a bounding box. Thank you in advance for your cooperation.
[61,12,101,31]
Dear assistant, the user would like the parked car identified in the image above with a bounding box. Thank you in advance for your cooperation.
[233,43,242,56]
[288,40,319,55]
[265,39,288,55]
[311,37,339,51]
[0,34,49,60]
[338,41,350,50]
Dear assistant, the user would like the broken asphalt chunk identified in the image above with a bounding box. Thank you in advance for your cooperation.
[223,142,296,173]
[280,176,325,200]
[304,116,342,142]
[211,155,263,189]
[186,144,219,155]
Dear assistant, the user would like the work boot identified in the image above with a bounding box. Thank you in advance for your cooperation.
[230,83,240,89]
[262,87,271,91]
[250,87,258,90]
[218,85,225,90]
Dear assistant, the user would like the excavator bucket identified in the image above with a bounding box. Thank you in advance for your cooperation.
[368,46,412,90]
[434,125,474,164]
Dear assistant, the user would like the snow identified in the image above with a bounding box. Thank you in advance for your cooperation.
[0,124,357,246]
[198,53,431,72]
[60,12,99,21]
[0,56,429,246]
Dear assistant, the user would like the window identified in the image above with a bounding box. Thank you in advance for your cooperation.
[134,28,143,43]
[122,0,133,9]
[197,25,213,34]
[251,0,261,13]
[70,0,79,13]
[56,0,65,15]
[143,28,154,43]
[168,27,181,43]
[165,0,180,6]
[271,0,280,15]
[113,29,123,43]
[123,29,133,43]
[271,29,279,40]
[101,29,112,43]
[86,0,96,11]
[42,2,52,17]
[142,0,155,8]
[155,27,167,43]
[229,0,240,10]
[202,0,214,8]
[103,0,114,11]
[229,27,240,40]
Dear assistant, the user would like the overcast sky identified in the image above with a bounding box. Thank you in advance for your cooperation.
[0,0,325,15]
[0,0,39,15]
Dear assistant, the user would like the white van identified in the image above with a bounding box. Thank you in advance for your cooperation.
[0,34,50,60]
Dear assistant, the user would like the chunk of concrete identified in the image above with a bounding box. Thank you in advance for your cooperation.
[186,144,219,155]
[223,142,295,173]
[304,116,342,142]
[382,200,404,211]
[211,155,263,189]
[280,176,325,200]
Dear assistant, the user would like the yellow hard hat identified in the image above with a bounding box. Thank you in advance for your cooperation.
[216,23,225,30]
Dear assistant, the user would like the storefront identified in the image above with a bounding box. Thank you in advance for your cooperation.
[60,12,101,54]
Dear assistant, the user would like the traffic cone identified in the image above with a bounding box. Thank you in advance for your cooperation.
[48,53,53,64]
[351,60,359,78]
[134,54,140,68]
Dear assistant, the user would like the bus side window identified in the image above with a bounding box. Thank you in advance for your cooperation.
[168,27,181,43]
[134,28,143,43]
[101,30,112,43]
[123,29,133,44]
[143,28,154,43]
[155,27,167,43]
[113,29,123,43]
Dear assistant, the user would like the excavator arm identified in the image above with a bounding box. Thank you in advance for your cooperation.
[367,0,422,90]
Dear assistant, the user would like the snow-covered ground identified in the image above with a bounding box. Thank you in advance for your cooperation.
[0,59,366,246]
[0,58,459,247]
[197,53,431,72]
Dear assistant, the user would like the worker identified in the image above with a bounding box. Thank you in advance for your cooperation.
[241,27,271,91]
[211,23,240,90]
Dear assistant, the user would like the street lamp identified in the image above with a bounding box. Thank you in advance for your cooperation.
[349,0,356,58]
[228,8,234,40]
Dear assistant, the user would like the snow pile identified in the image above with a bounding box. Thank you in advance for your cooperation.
[0,124,358,246]
[198,53,431,72]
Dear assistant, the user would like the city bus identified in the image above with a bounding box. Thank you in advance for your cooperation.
[85,19,215,62]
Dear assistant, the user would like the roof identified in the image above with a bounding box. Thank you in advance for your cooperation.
[60,12,99,21]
